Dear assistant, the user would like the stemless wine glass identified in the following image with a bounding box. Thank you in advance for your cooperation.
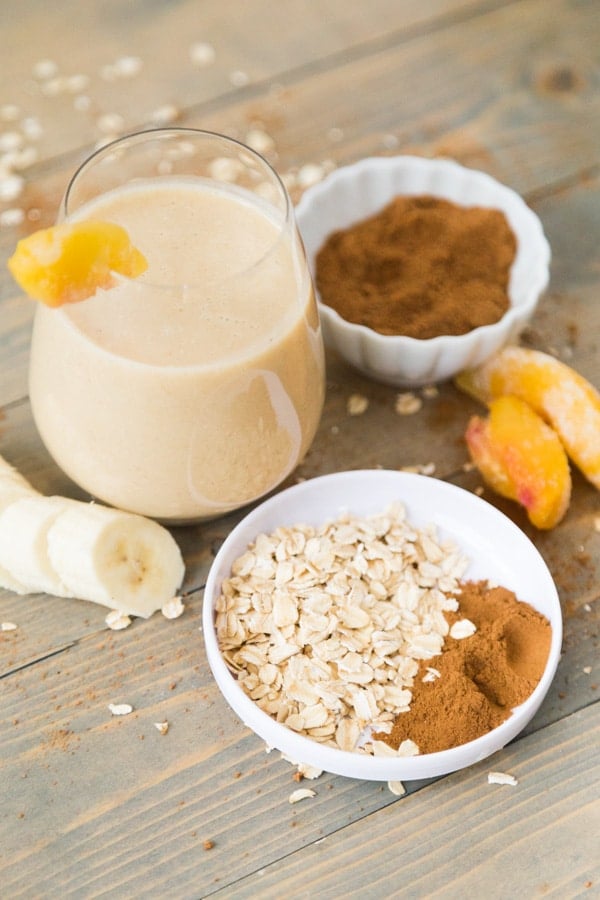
[29,129,325,522]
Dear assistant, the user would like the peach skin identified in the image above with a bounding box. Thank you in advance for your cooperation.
[7,220,147,307]
[457,346,600,490]
[465,394,571,529]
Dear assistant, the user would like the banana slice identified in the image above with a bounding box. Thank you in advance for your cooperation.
[0,458,38,593]
[0,456,37,503]
[46,502,185,618]
[0,495,76,596]
[0,452,185,615]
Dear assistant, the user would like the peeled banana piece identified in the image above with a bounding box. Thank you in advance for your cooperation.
[0,495,77,597]
[0,456,38,592]
[0,455,185,617]
[47,502,185,618]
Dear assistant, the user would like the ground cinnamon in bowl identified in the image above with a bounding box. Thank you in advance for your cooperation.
[315,195,517,339]
[377,580,552,754]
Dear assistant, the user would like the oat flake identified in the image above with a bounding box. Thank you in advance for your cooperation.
[96,113,125,134]
[422,666,441,683]
[105,609,132,630]
[229,70,250,87]
[347,394,369,416]
[487,771,518,786]
[189,42,216,67]
[449,618,477,639]
[150,104,180,125]
[387,780,406,796]
[297,163,324,189]
[108,703,134,716]
[0,104,20,122]
[0,208,25,227]
[245,129,275,154]
[33,59,58,80]
[162,596,185,619]
[154,721,169,734]
[0,174,24,202]
[289,788,316,803]
[395,393,422,415]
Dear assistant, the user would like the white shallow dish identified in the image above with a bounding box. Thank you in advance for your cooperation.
[203,470,562,782]
[296,156,551,387]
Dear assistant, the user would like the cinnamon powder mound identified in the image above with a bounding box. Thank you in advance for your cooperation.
[315,196,516,339]
[378,581,552,754]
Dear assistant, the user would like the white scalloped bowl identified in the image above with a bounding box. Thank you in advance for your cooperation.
[295,156,551,387]
[202,470,562,782]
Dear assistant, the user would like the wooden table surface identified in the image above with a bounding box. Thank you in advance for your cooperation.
[1,2,599,896]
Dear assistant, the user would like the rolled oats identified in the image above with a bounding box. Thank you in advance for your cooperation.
[387,780,406,796]
[395,393,422,415]
[346,393,369,416]
[289,788,316,803]
[105,609,132,630]
[108,703,133,716]
[449,618,477,639]
[487,771,518,786]
[162,596,185,619]
[216,504,469,755]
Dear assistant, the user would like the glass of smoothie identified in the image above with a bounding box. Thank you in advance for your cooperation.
[29,129,325,522]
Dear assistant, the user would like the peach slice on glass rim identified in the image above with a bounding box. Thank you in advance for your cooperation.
[465,394,571,530]
[7,220,147,307]
[457,345,600,490]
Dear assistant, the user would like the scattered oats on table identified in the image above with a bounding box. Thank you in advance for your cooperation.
[108,703,134,716]
[162,596,185,619]
[105,609,132,631]
[387,780,406,796]
[487,771,518,786]
[401,463,436,476]
[395,392,422,415]
[421,385,439,399]
[346,393,369,416]
[289,788,316,803]
[245,129,275,154]
[189,42,216,67]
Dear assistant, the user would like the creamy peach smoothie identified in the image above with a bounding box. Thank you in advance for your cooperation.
[29,177,325,521]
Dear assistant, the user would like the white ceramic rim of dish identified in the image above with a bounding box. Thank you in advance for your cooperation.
[295,156,551,385]
[202,470,562,781]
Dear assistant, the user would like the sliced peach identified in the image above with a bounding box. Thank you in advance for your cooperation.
[7,220,147,307]
[457,346,600,490]
[465,394,571,529]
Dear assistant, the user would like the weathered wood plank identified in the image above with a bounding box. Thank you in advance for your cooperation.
[214,702,600,899]
[0,1,599,895]
[1,0,599,404]
[0,597,413,897]
[2,636,597,898]
[0,0,493,169]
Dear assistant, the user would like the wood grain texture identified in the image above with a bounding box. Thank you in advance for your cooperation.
[216,702,600,899]
[0,0,599,895]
